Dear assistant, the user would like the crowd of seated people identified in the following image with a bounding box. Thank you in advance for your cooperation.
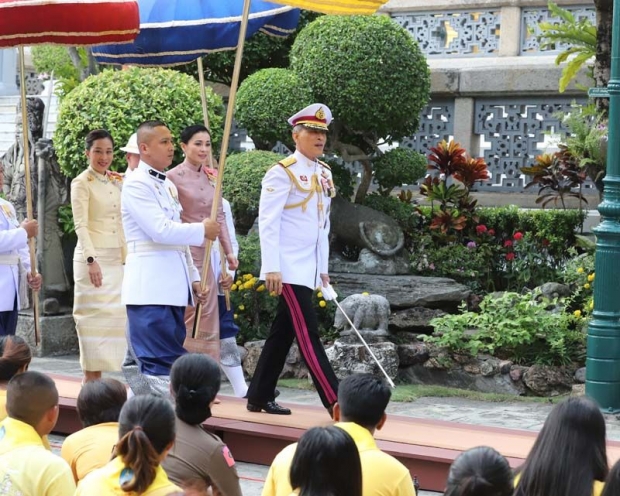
[2,338,620,496]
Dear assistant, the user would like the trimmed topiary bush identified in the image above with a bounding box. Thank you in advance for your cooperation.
[222,150,286,234]
[235,68,313,150]
[54,67,224,178]
[373,148,428,196]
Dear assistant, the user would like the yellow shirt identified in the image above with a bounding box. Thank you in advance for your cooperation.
[514,473,604,496]
[0,389,6,420]
[0,417,76,495]
[262,422,416,496]
[71,168,126,262]
[61,422,119,483]
[75,455,182,496]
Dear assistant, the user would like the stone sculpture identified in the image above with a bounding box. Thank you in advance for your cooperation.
[333,293,391,336]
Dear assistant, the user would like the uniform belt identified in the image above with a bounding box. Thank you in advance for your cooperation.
[0,254,19,266]
[127,241,186,254]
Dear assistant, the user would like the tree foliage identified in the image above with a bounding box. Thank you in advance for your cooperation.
[373,148,427,196]
[235,68,313,150]
[222,150,286,234]
[54,67,224,178]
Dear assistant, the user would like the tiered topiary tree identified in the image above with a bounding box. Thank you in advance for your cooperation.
[54,67,224,178]
[236,14,431,204]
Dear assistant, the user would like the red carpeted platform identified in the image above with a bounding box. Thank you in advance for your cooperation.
[50,374,620,492]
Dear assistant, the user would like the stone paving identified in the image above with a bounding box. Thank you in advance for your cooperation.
[33,354,620,496]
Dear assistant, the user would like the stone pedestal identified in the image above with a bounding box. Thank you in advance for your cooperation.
[0,49,18,96]
[15,311,79,357]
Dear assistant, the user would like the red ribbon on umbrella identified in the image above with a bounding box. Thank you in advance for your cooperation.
[0,0,139,47]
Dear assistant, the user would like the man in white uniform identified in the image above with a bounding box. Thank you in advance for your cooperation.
[121,120,219,395]
[120,132,140,174]
[0,197,41,335]
[246,104,339,416]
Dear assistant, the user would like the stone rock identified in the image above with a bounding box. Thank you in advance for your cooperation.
[574,367,586,384]
[523,364,574,396]
[462,361,481,375]
[509,365,525,382]
[398,365,524,395]
[42,298,60,315]
[16,312,78,357]
[331,273,470,311]
[243,340,308,379]
[326,338,399,380]
[397,342,429,367]
[480,358,500,377]
[537,282,572,300]
[389,307,446,333]
[571,384,586,397]
[334,294,390,333]
[329,249,410,275]
[237,345,248,363]
[499,360,513,375]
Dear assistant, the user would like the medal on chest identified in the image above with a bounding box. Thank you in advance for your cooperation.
[1,204,18,227]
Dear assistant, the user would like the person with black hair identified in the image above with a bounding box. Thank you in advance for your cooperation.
[514,396,608,496]
[76,393,181,495]
[444,446,513,496]
[121,120,219,396]
[61,378,127,482]
[263,373,416,496]
[0,334,31,418]
[167,125,238,362]
[290,426,362,496]
[0,371,75,494]
[602,458,620,496]
[71,128,127,384]
[163,353,242,496]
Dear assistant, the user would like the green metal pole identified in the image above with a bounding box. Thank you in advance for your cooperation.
[586,0,620,412]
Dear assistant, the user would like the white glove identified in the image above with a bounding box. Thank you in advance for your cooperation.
[321,284,338,302]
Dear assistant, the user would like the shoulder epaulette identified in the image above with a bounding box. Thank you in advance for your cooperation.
[278,156,297,168]
[318,159,331,170]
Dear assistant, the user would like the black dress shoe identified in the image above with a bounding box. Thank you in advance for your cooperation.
[247,400,292,415]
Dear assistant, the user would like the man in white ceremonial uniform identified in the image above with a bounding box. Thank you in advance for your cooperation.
[0,197,42,336]
[120,132,140,175]
[246,104,339,416]
[121,120,219,396]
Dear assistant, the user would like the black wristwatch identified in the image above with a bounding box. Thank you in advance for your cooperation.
[86,257,95,265]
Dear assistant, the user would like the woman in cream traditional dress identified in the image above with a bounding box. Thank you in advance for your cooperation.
[71,129,126,384]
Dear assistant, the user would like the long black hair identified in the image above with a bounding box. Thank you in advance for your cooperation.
[514,396,608,496]
[290,426,362,496]
[170,353,220,425]
[602,458,620,496]
[445,446,513,496]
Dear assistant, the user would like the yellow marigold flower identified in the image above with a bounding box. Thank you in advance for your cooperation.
[577,267,584,274]
[589,300,594,310]
[584,283,591,290]
[574,310,582,318]
[238,305,245,311]
[243,281,254,289]
[230,284,237,291]
[256,284,266,292]
[269,291,277,297]
[362,292,370,296]
[588,273,595,282]
[243,274,253,282]
[233,314,238,319]
[319,300,327,308]
[317,292,323,298]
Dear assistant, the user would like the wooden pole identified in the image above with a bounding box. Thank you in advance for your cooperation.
[196,56,231,312]
[192,0,252,337]
[17,46,40,345]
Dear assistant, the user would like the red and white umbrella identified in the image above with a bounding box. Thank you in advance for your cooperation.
[0,0,139,343]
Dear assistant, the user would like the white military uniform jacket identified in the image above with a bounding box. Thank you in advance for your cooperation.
[259,150,334,290]
[211,198,239,295]
[0,198,29,312]
[121,161,204,307]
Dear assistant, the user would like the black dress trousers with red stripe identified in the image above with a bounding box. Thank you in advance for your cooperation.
[247,283,339,409]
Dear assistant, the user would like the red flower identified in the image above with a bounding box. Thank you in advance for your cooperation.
[476,224,487,235]
[506,252,516,261]
[542,239,550,247]
[503,240,513,248]
[513,232,524,241]
[488,229,495,236]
